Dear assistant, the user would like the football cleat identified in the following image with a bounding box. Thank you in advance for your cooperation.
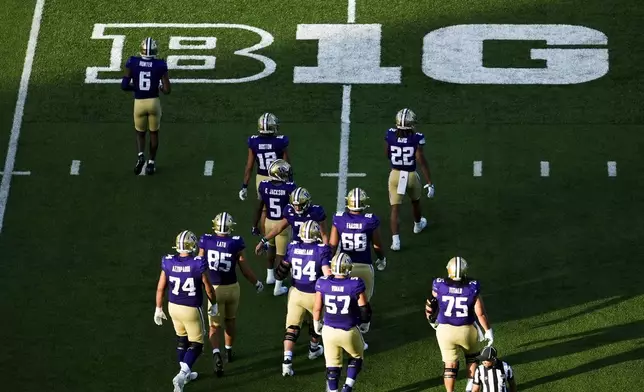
[282,359,294,376]
[140,37,158,59]
[225,348,235,363]
[173,230,198,253]
[185,372,198,384]
[212,212,235,235]
[413,217,427,234]
[375,257,387,271]
[331,253,353,276]
[390,237,400,251]
[134,154,145,175]
[446,256,468,281]
[274,286,288,296]
[258,112,279,134]
[172,371,186,392]
[308,345,324,360]
[346,188,370,212]
[290,187,311,214]
[145,161,155,175]
[268,159,292,182]
[213,352,224,377]
[341,384,354,392]
[395,108,417,130]
[299,220,322,243]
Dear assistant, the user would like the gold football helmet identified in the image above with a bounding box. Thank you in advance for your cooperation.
[395,108,417,130]
[346,187,370,212]
[290,187,311,214]
[174,230,197,253]
[299,220,322,243]
[268,159,292,182]
[140,37,158,59]
[446,256,468,281]
[212,212,235,235]
[258,112,279,134]
[331,252,353,276]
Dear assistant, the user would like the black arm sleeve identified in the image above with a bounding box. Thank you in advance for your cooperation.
[275,260,291,281]
[359,303,372,324]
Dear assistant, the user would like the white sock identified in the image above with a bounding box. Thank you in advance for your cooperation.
[284,351,293,360]
[466,378,474,392]
[212,348,220,354]
[310,341,319,350]
[392,234,400,242]
[345,377,356,387]
[267,269,274,280]
[275,279,283,288]
[148,160,154,164]
[225,345,232,350]
[179,362,190,374]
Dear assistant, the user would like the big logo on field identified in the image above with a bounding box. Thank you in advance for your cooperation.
[85,23,275,84]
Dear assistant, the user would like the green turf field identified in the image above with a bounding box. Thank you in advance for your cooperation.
[1,0,643,391]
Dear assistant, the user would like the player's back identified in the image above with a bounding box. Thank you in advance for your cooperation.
[248,134,289,176]
[259,180,297,220]
[284,203,326,241]
[433,277,480,326]
[385,128,425,171]
[126,56,168,99]
[162,254,206,307]
[199,234,244,285]
[316,276,365,330]
[286,242,331,293]
[333,211,379,264]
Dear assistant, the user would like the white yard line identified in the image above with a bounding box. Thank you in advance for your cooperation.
[0,0,45,235]
[336,85,352,212]
[347,0,356,23]
[204,160,214,176]
[0,171,31,176]
[473,161,482,177]
[540,161,550,177]
[321,172,366,178]
[607,161,617,177]
[70,160,81,175]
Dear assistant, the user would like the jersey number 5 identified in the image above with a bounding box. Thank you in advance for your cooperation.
[207,250,233,272]
[390,146,415,166]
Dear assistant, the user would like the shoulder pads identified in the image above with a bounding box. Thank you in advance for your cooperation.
[232,236,241,240]
[277,135,284,139]
[335,211,343,216]
[194,256,203,260]
[351,277,359,280]
[289,240,299,245]
[435,277,444,283]
[164,254,174,259]
[365,213,373,218]
[250,135,258,139]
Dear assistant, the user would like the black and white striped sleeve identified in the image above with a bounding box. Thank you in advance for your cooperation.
[473,366,482,385]
[504,362,514,380]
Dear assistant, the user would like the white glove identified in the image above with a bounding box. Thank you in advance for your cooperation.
[424,184,435,198]
[255,280,264,293]
[484,328,494,347]
[208,303,219,317]
[359,322,370,333]
[429,321,439,330]
[154,307,167,325]
[314,320,324,335]
[375,257,387,271]
[238,187,248,201]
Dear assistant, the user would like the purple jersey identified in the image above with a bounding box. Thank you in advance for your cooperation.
[199,234,245,285]
[247,135,289,176]
[259,180,297,220]
[315,276,365,330]
[125,56,168,100]
[332,212,380,264]
[283,204,327,241]
[432,278,480,326]
[161,254,207,308]
[284,242,332,293]
[385,128,426,171]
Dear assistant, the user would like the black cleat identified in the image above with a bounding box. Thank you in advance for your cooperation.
[226,348,234,363]
[145,161,155,175]
[213,352,224,377]
[134,154,145,175]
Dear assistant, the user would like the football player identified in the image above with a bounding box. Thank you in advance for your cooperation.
[385,108,434,251]
[198,212,264,377]
[425,257,494,392]
[252,159,296,296]
[275,221,331,376]
[256,187,328,253]
[154,230,217,392]
[121,37,171,175]
[313,253,372,392]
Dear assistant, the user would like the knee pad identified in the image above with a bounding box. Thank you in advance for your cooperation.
[465,353,478,364]
[177,336,189,350]
[326,367,341,381]
[308,322,321,340]
[188,342,203,355]
[285,325,301,342]
[443,362,459,379]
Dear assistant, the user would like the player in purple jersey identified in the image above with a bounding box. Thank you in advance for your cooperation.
[258,187,329,250]
[197,212,264,376]
[425,257,494,392]
[274,221,332,376]
[252,159,296,296]
[313,253,372,392]
[121,38,171,175]
[154,230,217,392]
[385,108,435,251]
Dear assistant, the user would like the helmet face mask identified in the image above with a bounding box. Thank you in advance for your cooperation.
[174,230,197,254]
[268,159,292,182]
[395,108,417,130]
[299,220,322,243]
[346,187,369,212]
[212,212,235,235]
[258,112,279,135]
[290,187,311,215]
[446,256,468,281]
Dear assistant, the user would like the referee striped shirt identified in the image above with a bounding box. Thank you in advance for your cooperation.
[473,360,514,392]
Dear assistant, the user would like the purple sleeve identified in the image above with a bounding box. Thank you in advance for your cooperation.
[432,278,440,293]
[160,60,168,74]
[198,235,206,249]
[355,278,366,296]
[315,206,327,222]
[258,181,265,194]
[315,278,324,292]
[471,280,481,297]
[125,56,134,69]
[321,245,332,266]
[282,135,290,148]
[284,243,294,263]
[247,136,254,149]
[417,132,426,146]
[237,237,246,252]
[161,257,167,271]
[370,215,380,231]
[197,257,207,274]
